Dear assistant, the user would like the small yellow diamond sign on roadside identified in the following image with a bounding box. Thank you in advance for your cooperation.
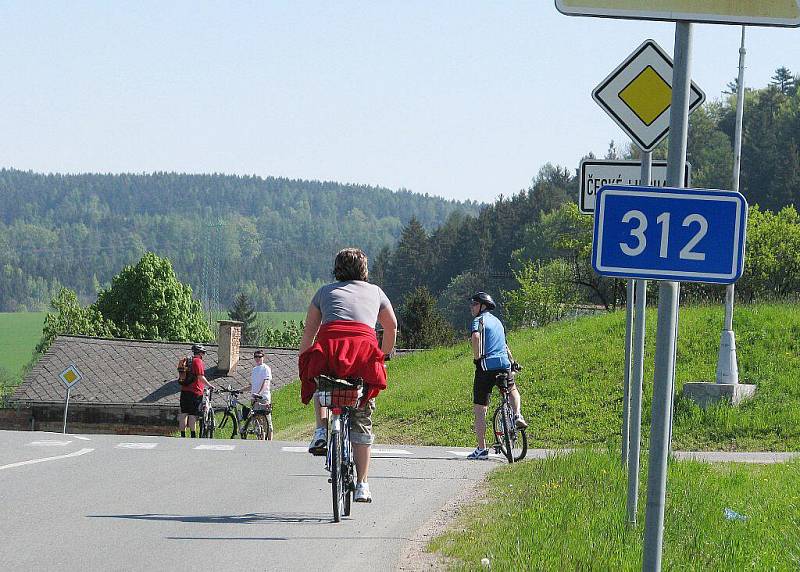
[592,40,705,151]
[59,365,83,389]
[618,66,672,126]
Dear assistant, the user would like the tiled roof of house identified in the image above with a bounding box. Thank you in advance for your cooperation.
[9,335,300,407]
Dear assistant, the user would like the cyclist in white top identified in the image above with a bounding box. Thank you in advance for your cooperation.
[251,349,273,440]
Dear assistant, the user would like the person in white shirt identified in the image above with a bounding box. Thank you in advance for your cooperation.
[251,349,273,440]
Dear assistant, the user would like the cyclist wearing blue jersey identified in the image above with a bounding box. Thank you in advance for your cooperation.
[467,292,527,460]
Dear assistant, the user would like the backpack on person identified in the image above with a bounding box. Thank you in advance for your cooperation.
[177,355,196,386]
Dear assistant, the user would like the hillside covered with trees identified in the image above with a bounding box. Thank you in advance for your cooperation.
[0,171,480,312]
[376,72,800,333]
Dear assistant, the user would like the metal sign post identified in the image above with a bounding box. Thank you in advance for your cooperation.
[716,27,748,385]
[626,150,651,524]
[59,365,83,434]
[644,23,693,572]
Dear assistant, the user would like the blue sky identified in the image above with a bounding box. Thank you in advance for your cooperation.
[0,1,798,203]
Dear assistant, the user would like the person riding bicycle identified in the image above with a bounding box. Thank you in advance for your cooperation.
[467,292,527,460]
[298,248,397,503]
[251,349,273,440]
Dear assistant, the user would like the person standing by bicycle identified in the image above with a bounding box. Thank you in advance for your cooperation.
[298,248,397,503]
[467,292,527,460]
[178,344,218,438]
[251,349,273,440]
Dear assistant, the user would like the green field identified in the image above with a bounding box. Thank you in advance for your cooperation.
[273,302,800,452]
[0,312,47,380]
[0,311,304,386]
[430,450,800,570]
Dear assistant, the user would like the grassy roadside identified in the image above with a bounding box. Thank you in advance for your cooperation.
[274,302,800,451]
[429,450,800,570]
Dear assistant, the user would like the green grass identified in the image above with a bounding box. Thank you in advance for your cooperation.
[0,312,46,380]
[429,450,800,570]
[212,311,304,329]
[273,302,800,451]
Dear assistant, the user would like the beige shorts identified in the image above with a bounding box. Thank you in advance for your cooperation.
[316,392,375,445]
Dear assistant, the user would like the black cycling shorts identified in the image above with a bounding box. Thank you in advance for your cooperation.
[180,391,203,415]
[473,368,515,406]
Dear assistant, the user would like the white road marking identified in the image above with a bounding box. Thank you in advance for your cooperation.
[117,443,158,449]
[0,448,94,471]
[72,435,92,441]
[371,449,412,455]
[28,440,72,447]
[282,446,308,453]
[194,444,235,451]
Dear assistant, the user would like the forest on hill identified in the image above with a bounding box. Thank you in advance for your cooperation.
[0,171,480,312]
[2,71,798,319]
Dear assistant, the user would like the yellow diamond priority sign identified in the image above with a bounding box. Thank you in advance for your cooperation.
[59,365,83,389]
[555,0,800,27]
[592,40,705,151]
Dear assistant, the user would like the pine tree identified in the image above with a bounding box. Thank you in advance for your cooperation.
[770,67,795,95]
[228,292,260,345]
[398,286,455,349]
[386,217,431,304]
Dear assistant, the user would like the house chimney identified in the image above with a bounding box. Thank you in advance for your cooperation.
[217,320,243,375]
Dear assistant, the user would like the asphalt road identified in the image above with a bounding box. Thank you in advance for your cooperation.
[0,430,499,572]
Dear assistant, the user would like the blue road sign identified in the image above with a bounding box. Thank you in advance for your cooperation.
[592,185,747,284]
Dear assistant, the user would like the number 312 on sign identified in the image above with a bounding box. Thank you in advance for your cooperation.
[592,186,747,284]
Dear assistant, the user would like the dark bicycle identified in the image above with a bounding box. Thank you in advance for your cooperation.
[217,387,271,440]
[315,374,363,523]
[198,387,216,438]
[492,372,527,463]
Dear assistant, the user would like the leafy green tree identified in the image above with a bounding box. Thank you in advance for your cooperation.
[35,288,117,354]
[738,205,800,301]
[503,259,579,328]
[259,320,305,348]
[228,292,260,345]
[399,287,455,349]
[516,202,619,309]
[94,252,213,342]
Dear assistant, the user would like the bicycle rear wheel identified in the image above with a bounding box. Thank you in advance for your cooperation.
[342,417,353,516]
[330,430,344,522]
[218,411,238,439]
[241,413,267,440]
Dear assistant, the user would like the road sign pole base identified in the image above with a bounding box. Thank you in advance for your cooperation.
[715,329,739,385]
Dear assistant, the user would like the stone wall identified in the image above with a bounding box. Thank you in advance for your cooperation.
[0,403,180,435]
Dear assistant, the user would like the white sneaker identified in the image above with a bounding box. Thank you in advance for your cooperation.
[466,447,489,460]
[515,414,528,429]
[308,427,327,456]
[354,482,372,503]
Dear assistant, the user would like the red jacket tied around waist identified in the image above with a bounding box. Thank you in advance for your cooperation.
[298,320,387,404]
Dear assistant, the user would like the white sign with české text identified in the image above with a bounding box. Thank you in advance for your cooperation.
[580,159,691,214]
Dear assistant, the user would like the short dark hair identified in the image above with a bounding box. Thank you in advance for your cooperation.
[333,248,369,281]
